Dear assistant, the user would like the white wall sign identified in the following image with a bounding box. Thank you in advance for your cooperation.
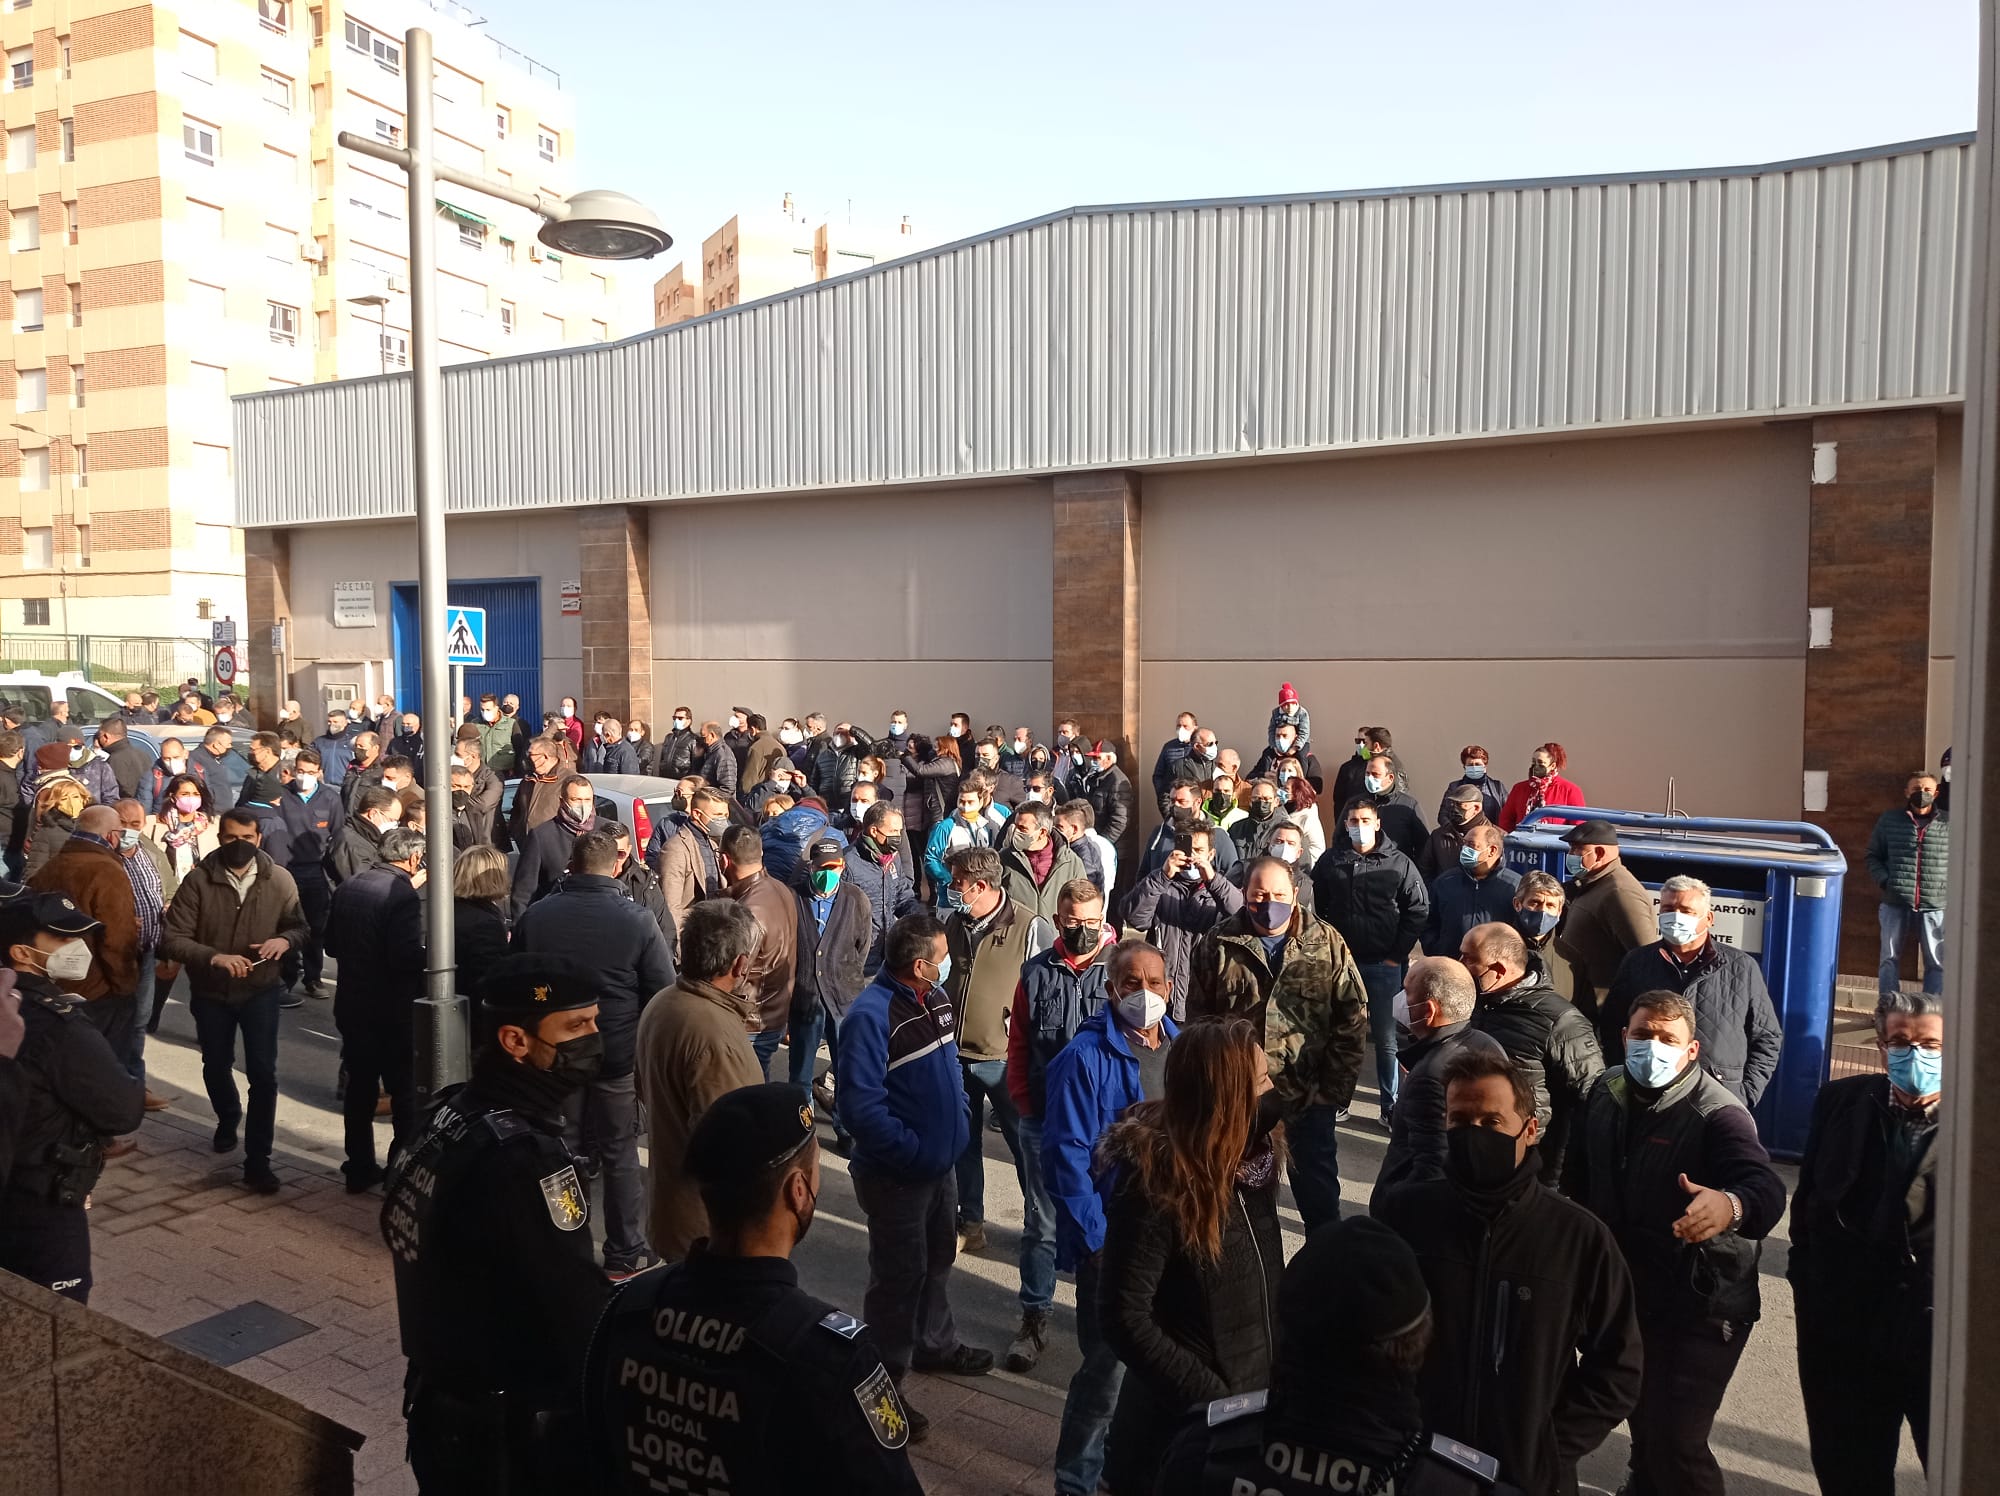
[560,579,582,616]
[332,580,377,629]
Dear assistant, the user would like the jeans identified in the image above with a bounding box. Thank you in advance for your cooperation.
[849,1163,960,1378]
[1010,1116,1059,1315]
[1358,961,1402,1107]
[336,1009,415,1180]
[1878,903,1946,997]
[787,1005,826,1091]
[955,1057,1023,1225]
[1287,1102,1345,1232]
[564,1070,647,1270]
[125,953,156,1087]
[190,986,283,1167]
[750,1027,783,1078]
[1054,1251,1124,1495]
[1626,1315,1752,1496]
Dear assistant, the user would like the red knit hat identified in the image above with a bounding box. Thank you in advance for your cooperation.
[1278,683,1299,705]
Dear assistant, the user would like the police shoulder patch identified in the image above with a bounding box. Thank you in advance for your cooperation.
[1205,1389,1266,1427]
[852,1362,909,1449]
[538,1165,587,1231]
[817,1309,866,1340]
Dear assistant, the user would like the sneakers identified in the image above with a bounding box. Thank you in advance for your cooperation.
[957,1219,987,1255]
[244,1163,282,1195]
[1003,1310,1049,1372]
[213,1120,239,1154]
[142,1090,171,1112]
[303,979,326,999]
[911,1343,995,1376]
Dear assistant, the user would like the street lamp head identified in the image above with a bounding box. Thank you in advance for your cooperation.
[537,189,672,261]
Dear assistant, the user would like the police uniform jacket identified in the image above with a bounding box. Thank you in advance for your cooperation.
[586,1244,923,1495]
[2,974,143,1199]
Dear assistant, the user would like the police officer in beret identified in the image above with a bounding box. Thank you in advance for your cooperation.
[384,952,613,1495]
[0,889,145,1303]
[584,1082,924,1495]
[1157,1217,1520,1496]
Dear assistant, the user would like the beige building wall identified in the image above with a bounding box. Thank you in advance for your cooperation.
[664,207,921,325]
[1139,426,1814,827]
[0,0,622,648]
[649,484,1053,729]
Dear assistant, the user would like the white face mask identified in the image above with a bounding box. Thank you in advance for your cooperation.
[295,774,320,795]
[1271,842,1300,864]
[1176,725,1193,743]
[1115,986,1168,1031]
[627,729,642,743]
[1392,988,1413,1031]
[779,728,802,745]
[729,716,744,731]
[42,937,93,983]
[674,718,690,731]
[1659,910,1703,946]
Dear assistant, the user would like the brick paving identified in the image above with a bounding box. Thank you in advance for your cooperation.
[82,1090,1057,1496]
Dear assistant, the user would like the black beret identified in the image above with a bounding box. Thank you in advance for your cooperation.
[478,952,600,1022]
[1563,819,1619,848]
[686,1083,817,1185]
[1277,1218,1429,1354]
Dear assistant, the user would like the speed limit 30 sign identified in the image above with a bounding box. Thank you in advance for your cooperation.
[213,645,240,686]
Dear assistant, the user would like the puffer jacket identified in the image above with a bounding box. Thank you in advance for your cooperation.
[1598,939,1784,1107]
[842,840,918,975]
[1865,805,1949,911]
[1186,909,1368,1116]
[1469,971,1604,1180]
[1310,843,1428,963]
[1122,867,1243,1019]
[654,726,701,781]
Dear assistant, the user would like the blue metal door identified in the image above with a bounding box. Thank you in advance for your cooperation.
[391,578,542,728]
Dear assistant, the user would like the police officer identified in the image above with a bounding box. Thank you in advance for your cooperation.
[1157,1217,1521,1496]
[585,1082,924,1495]
[383,952,613,1495]
[0,890,145,1303]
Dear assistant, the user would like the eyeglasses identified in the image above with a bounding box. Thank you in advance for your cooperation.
[1883,1040,1943,1054]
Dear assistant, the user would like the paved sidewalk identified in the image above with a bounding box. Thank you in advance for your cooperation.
[81,1081,1056,1496]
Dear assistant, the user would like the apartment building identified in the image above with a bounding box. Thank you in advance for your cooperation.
[0,0,623,639]
[653,200,919,326]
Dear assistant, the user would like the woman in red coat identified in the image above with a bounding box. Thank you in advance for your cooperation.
[1499,741,1587,830]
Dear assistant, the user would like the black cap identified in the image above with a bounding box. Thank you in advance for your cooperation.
[478,953,599,1025]
[1563,819,1619,848]
[806,837,846,869]
[686,1083,817,1184]
[1277,1218,1429,1355]
[0,889,103,952]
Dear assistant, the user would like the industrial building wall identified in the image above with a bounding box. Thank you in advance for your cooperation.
[1139,426,1813,824]
[648,484,1054,734]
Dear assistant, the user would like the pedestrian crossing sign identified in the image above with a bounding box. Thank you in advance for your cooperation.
[445,607,487,666]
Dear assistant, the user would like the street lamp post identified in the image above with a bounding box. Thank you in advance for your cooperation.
[336,27,670,1101]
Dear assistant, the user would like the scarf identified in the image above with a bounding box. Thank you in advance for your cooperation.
[160,809,210,877]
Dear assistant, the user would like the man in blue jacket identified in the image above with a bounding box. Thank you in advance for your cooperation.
[835,910,993,1441]
[1041,938,1179,1496]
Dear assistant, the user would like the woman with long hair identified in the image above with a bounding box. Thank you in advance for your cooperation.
[452,844,512,1025]
[22,774,89,877]
[145,773,217,883]
[1281,769,1328,864]
[1097,1017,1285,1495]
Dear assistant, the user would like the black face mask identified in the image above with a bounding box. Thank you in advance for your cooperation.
[872,834,903,857]
[1247,801,1277,822]
[538,1031,604,1089]
[452,789,472,812]
[1445,1124,1525,1191]
[217,839,257,870]
[1251,1088,1285,1145]
[1910,790,1936,810]
[1059,920,1101,958]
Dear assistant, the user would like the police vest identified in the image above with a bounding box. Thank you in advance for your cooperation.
[1198,1391,1517,1496]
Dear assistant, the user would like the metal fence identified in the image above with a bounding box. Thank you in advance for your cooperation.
[0,635,218,693]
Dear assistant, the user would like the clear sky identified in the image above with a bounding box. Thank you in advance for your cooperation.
[463,0,1980,326]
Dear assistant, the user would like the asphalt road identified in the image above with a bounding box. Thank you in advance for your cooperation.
[138,971,1926,1495]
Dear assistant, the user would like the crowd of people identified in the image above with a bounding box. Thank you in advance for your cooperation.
[0,676,1951,1496]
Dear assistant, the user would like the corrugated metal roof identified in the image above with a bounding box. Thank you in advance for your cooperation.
[235,134,1975,528]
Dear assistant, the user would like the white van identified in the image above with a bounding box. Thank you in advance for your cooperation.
[0,670,128,726]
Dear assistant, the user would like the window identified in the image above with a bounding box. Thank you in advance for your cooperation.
[267,301,299,344]
[536,128,557,163]
[261,68,292,113]
[8,46,30,91]
[541,251,561,284]
[265,223,295,264]
[590,320,608,344]
[344,18,400,73]
[71,444,85,488]
[20,452,47,494]
[498,236,516,264]
[23,524,50,566]
[495,106,509,140]
[457,218,484,250]
[15,287,42,332]
[499,300,514,336]
[74,524,88,568]
[189,280,225,323]
[64,201,75,245]
[258,0,290,33]
[379,330,407,366]
[179,33,216,83]
[21,599,47,627]
[59,119,72,163]
[7,126,33,171]
[65,282,78,327]
[18,368,44,412]
[10,207,37,251]
[59,42,69,79]
[183,118,217,166]
[311,6,324,40]
[70,365,82,407]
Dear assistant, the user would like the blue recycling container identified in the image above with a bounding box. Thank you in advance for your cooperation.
[1505,806,1846,1158]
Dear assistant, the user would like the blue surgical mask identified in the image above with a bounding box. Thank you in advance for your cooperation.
[1458,843,1484,869]
[1518,906,1560,939]
[929,953,953,988]
[1624,1037,1689,1089]
[1364,774,1388,794]
[1885,1044,1942,1099]
[943,887,969,912]
[1564,852,1585,879]
[1658,911,1702,946]
[1462,763,1487,781]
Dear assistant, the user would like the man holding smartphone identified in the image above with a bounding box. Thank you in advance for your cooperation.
[160,809,308,1196]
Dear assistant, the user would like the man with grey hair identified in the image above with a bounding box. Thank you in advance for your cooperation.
[1371,955,1497,1205]
[1599,874,1782,1106]
[634,898,766,1262]
[1421,821,1520,956]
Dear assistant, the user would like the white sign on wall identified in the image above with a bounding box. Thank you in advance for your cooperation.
[1647,887,1767,955]
[332,580,377,629]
